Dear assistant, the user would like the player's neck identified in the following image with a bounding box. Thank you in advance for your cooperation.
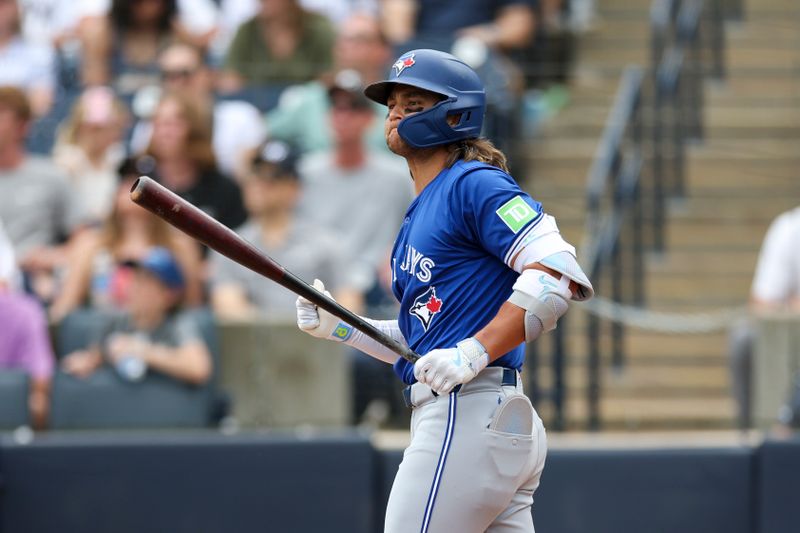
[406,149,449,195]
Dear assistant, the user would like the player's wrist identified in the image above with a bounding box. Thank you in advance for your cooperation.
[456,337,489,377]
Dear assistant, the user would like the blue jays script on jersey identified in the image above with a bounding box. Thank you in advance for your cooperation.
[391,160,544,384]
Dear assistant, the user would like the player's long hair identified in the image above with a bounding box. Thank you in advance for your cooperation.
[445,138,509,173]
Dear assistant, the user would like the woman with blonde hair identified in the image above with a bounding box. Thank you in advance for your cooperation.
[53,86,129,226]
[49,157,203,322]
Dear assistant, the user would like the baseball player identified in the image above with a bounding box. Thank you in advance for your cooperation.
[296,49,593,533]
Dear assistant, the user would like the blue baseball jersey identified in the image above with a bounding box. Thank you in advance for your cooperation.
[391,160,544,384]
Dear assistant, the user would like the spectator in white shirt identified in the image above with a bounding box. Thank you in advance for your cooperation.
[730,207,800,429]
[0,0,54,116]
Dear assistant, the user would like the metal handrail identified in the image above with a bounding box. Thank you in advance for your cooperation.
[581,66,645,430]
[578,0,734,430]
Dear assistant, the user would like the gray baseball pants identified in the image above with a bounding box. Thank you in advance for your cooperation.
[384,367,547,533]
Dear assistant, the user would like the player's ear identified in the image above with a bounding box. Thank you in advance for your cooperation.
[446,113,462,127]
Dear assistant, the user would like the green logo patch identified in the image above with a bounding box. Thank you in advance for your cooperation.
[496,196,537,233]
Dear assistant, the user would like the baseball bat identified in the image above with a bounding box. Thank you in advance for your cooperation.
[130,176,419,363]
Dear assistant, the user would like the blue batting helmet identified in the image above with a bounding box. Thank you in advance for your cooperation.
[364,49,486,148]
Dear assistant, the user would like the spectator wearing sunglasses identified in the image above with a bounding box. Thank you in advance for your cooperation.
[129,42,265,179]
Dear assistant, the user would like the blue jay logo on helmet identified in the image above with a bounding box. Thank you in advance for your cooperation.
[392,53,416,76]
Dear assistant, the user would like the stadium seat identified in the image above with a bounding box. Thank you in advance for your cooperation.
[50,307,224,429]
[0,370,31,429]
[54,307,109,359]
[49,367,214,430]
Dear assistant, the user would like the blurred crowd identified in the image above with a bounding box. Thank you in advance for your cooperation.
[0,0,585,430]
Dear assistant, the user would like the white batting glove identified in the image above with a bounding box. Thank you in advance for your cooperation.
[413,337,490,395]
[295,279,354,342]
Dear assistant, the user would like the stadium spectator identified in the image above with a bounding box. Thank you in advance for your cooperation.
[53,86,129,226]
[218,0,336,92]
[78,0,217,96]
[49,158,203,322]
[0,220,54,429]
[0,0,55,116]
[379,0,537,51]
[17,0,83,47]
[297,74,412,299]
[264,12,392,153]
[129,42,265,179]
[209,139,355,319]
[143,92,247,231]
[61,246,212,386]
[730,206,800,430]
[0,86,78,303]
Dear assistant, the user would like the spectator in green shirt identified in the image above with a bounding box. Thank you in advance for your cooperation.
[264,12,392,154]
[219,0,335,91]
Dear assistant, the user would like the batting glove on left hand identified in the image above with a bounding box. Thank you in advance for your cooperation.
[413,337,490,395]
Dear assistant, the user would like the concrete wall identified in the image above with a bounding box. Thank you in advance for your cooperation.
[754,314,800,428]
[217,320,351,428]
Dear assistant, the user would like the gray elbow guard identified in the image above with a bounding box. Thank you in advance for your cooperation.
[507,269,572,342]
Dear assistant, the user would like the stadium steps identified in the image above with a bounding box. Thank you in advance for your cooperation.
[519,0,800,430]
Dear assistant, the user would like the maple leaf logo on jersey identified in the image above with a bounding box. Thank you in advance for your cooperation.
[393,53,416,76]
[409,286,443,331]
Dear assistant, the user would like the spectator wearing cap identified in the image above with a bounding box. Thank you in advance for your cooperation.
[0,0,55,116]
[0,219,55,429]
[53,86,130,226]
[209,139,358,319]
[62,246,212,386]
[0,86,79,303]
[219,0,335,92]
[265,12,392,154]
[297,81,413,301]
[49,158,203,322]
[129,42,265,180]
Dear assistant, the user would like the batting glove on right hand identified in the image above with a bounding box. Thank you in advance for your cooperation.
[296,279,354,342]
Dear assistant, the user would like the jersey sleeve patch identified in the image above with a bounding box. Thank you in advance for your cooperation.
[496,195,539,233]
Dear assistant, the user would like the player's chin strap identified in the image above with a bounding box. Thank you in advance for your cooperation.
[508,269,573,342]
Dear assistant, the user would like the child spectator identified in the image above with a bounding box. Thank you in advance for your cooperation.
[53,86,129,226]
[219,0,335,92]
[49,158,203,321]
[61,246,212,386]
[0,220,54,429]
[209,139,356,319]
[143,91,247,231]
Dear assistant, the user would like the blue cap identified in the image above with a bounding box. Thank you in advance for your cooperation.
[126,247,185,290]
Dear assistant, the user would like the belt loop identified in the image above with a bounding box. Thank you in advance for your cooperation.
[402,386,413,409]
[501,368,517,387]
